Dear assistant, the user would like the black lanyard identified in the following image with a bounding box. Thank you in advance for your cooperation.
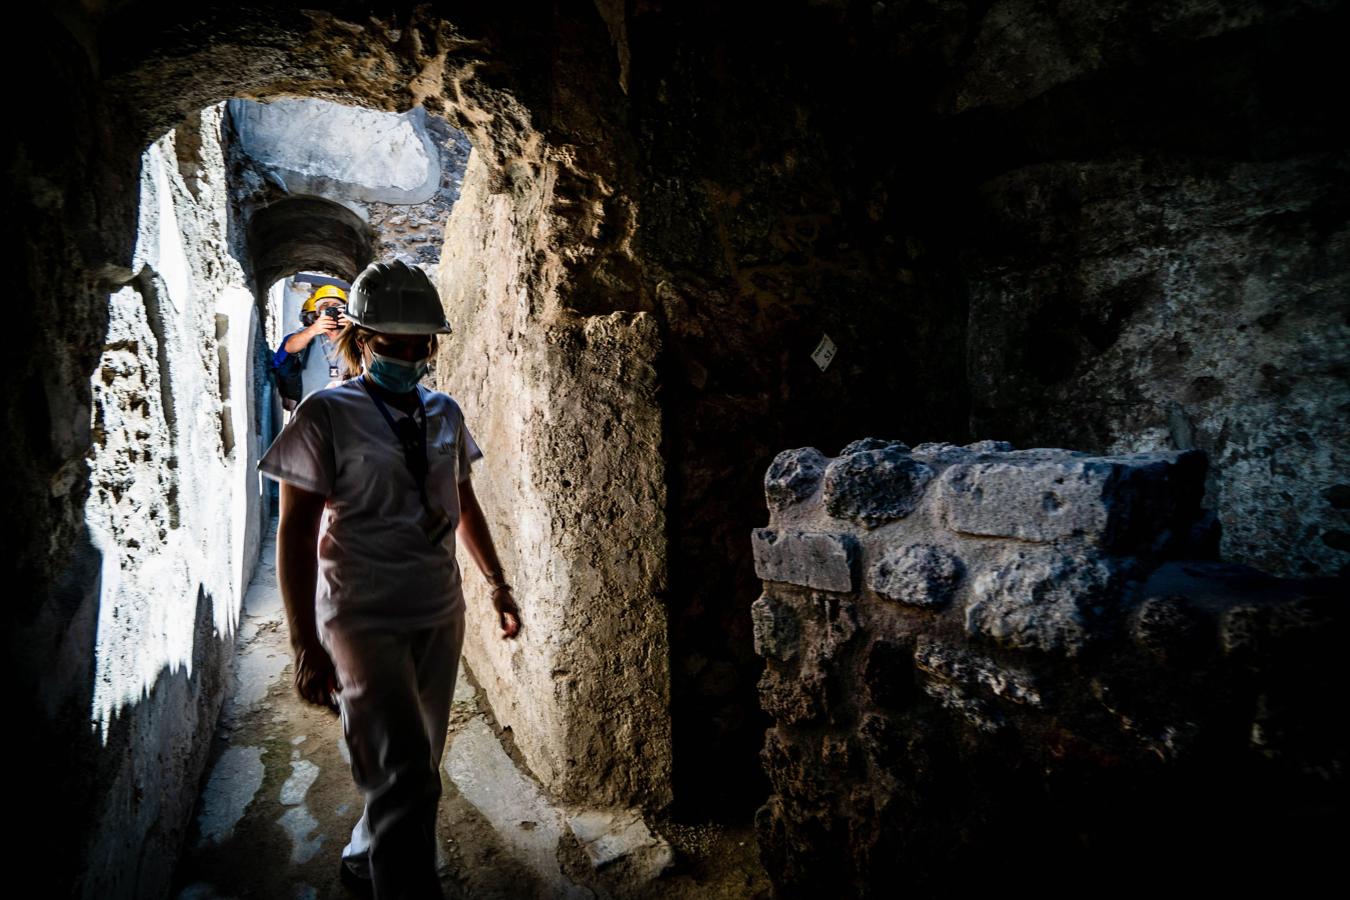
[360,375,455,545]
[361,374,431,496]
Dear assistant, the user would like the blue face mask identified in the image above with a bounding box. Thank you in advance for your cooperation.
[367,351,430,394]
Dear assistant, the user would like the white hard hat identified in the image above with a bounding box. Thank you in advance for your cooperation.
[346,260,452,334]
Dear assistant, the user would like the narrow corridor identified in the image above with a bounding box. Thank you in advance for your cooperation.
[14,5,1344,896]
[170,522,768,899]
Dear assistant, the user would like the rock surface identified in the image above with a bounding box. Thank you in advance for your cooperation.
[764,448,828,511]
[823,448,934,528]
[752,529,857,593]
[868,544,963,608]
[750,593,801,663]
[964,548,1122,656]
[753,437,1345,896]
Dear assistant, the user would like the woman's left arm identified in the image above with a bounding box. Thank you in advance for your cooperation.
[457,477,521,638]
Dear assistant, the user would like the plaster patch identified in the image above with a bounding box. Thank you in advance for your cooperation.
[276,805,325,865]
[279,759,320,806]
[195,746,265,846]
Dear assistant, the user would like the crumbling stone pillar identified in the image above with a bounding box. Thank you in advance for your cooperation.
[752,439,1343,897]
[437,150,671,813]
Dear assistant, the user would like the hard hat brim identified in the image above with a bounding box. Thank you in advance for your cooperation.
[345,314,453,335]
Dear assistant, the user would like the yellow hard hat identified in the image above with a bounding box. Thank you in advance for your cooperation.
[301,284,348,314]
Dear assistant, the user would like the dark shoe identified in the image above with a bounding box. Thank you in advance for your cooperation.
[338,858,374,898]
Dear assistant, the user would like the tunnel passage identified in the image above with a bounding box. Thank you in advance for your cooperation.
[8,2,1349,898]
[10,6,674,898]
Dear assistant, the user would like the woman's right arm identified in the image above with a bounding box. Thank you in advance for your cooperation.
[277,481,338,711]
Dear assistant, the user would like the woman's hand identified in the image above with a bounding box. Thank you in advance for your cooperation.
[278,482,336,713]
[492,585,521,639]
[293,639,341,714]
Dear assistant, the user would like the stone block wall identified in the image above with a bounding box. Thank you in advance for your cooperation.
[752,438,1343,897]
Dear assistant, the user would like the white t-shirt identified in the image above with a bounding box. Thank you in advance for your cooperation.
[257,377,484,632]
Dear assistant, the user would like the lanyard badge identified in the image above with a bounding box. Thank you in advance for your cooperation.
[319,336,342,380]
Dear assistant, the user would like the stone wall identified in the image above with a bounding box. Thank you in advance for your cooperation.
[941,1,1350,579]
[752,438,1343,896]
[437,150,672,812]
[6,97,265,899]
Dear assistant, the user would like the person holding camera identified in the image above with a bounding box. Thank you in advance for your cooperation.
[271,284,351,410]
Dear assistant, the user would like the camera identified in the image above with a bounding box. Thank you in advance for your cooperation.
[323,305,345,320]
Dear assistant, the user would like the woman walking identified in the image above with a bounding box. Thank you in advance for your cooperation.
[258,259,520,899]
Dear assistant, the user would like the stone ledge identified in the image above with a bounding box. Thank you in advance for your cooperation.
[936,450,1205,548]
[752,529,857,592]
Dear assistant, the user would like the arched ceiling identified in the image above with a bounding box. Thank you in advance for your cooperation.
[246,195,373,288]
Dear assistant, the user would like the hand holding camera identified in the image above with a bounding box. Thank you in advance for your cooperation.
[307,304,349,336]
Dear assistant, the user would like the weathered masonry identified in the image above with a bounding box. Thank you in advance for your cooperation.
[752,439,1342,896]
[5,1,1347,897]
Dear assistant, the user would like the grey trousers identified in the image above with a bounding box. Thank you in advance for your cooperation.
[321,611,466,900]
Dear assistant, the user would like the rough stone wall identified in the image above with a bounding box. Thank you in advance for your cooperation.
[938,1,1350,578]
[6,91,264,899]
[437,150,672,812]
[87,107,265,900]
[965,155,1350,578]
[751,438,1343,896]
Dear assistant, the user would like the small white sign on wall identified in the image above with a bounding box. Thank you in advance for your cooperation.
[811,333,838,371]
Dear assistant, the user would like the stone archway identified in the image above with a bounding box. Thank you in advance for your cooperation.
[9,5,668,897]
[13,3,1347,896]
[245,195,373,289]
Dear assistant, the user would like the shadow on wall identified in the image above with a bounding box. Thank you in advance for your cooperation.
[23,521,228,899]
